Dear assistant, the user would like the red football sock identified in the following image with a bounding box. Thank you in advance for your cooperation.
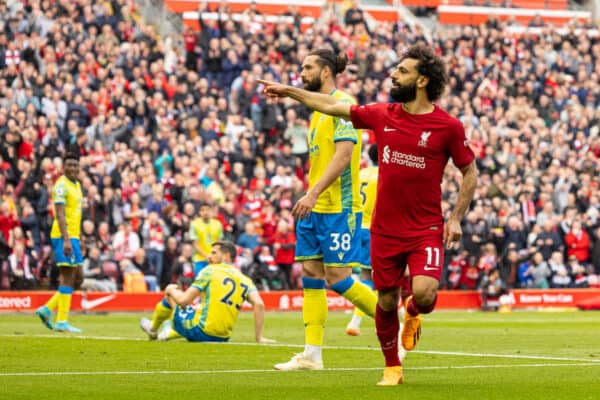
[375,303,400,367]
[407,294,438,316]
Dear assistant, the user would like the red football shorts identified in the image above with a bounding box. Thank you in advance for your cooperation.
[371,231,443,290]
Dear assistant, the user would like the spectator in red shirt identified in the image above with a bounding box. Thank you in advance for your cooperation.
[564,220,590,263]
[182,26,198,70]
[16,131,34,160]
[446,251,466,290]
[272,219,296,289]
[260,202,278,245]
[0,201,19,245]
[460,255,481,290]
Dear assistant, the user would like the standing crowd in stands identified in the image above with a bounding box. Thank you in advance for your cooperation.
[0,0,598,292]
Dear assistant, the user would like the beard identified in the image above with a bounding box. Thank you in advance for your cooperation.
[303,76,322,92]
[390,80,417,103]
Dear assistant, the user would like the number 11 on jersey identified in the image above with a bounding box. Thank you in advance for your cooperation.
[425,246,440,266]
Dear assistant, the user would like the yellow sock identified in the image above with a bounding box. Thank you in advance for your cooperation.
[353,280,375,318]
[302,277,327,346]
[56,286,73,322]
[353,306,365,319]
[151,298,174,331]
[332,277,376,318]
[45,292,60,311]
[166,328,183,340]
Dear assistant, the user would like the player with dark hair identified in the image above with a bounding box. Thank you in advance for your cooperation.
[259,44,478,385]
[273,49,378,371]
[140,240,274,343]
[36,152,85,333]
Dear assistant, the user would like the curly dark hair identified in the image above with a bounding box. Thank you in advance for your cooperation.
[400,45,448,102]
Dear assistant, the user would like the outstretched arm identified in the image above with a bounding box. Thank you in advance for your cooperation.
[444,161,478,249]
[257,80,352,120]
[247,291,275,343]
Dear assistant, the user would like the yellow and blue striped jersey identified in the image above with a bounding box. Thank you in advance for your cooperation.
[191,263,257,338]
[359,166,378,229]
[308,89,362,214]
[189,218,223,262]
[50,175,82,239]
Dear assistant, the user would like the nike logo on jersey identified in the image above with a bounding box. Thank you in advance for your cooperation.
[81,294,117,310]
[383,126,397,132]
[423,265,439,271]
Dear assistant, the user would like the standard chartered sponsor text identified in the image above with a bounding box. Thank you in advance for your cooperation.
[391,151,426,169]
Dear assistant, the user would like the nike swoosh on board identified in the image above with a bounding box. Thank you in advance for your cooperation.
[81,294,118,310]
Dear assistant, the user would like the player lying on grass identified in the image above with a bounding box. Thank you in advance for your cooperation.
[140,240,275,343]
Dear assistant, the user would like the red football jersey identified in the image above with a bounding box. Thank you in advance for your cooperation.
[350,103,475,238]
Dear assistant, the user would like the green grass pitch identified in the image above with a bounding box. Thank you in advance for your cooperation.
[1,310,599,400]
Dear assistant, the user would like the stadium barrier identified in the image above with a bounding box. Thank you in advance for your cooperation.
[179,6,403,31]
[180,11,317,31]
[504,26,600,37]
[165,0,323,15]
[390,0,569,10]
[1,289,600,312]
[174,1,591,29]
[437,5,591,25]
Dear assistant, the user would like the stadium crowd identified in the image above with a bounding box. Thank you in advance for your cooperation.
[0,0,599,293]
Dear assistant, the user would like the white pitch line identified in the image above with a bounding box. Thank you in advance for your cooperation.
[2,333,599,364]
[412,350,600,363]
[225,341,600,364]
[0,333,146,342]
[1,363,599,378]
